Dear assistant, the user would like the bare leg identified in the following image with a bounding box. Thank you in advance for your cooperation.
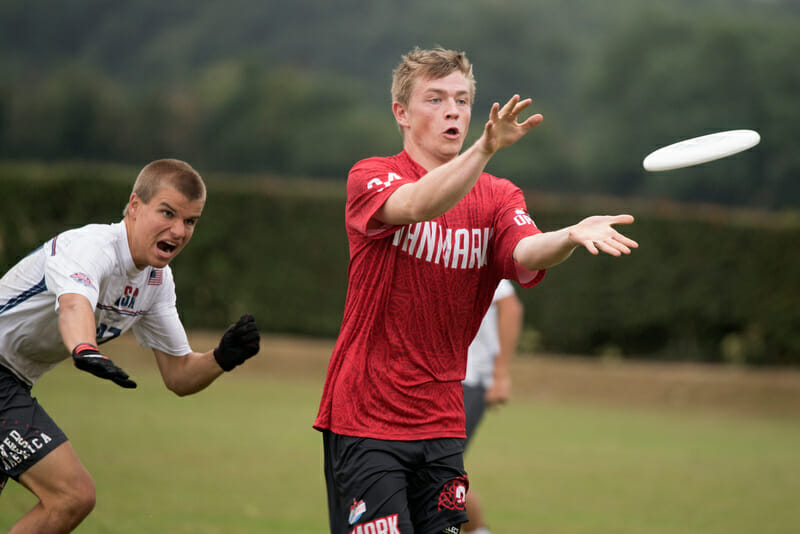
[462,488,488,533]
[10,442,96,533]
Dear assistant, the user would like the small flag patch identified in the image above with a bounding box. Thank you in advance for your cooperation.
[70,272,94,288]
[148,269,163,286]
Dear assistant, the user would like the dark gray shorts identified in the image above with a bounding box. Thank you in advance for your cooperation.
[462,383,487,448]
[0,364,68,493]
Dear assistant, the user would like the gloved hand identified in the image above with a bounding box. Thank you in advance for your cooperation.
[213,314,260,371]
[72,343,137,388]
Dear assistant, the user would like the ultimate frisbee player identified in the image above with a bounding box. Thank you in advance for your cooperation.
[461,279,524,534]
[0,159,260,532]
[314,47,638,533]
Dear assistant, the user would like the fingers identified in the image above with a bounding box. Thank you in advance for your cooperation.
[494,95,535,122]
[497,94,522,119]
[575,214,639,257]
[489,102,501,122]
[74,355,137,388]
[584,232,638,256]
[236,314,260,343]
[112,373,138,389]
[590,238,629,257]
[520,113,544,132]
[610,214,635,226]
[234,313,255,330]
[615,233,639,250]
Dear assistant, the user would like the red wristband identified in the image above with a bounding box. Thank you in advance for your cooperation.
[73,343,99,354]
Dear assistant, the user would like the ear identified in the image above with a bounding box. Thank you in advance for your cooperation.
[392,101,410,130]
[126,193,140,218]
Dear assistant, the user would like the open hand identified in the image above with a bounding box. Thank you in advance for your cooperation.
[569,214,638,256]
[480,95,544,154]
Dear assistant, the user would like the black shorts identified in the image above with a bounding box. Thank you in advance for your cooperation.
[462,383,487,448]
[0,365,68,493]
[323,430,469,534]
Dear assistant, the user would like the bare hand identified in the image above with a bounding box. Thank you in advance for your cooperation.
[486,373,512,408]
[569,214,638,256]
[480,95,544,155]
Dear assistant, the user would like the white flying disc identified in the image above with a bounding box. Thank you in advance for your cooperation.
[643,129,761,171]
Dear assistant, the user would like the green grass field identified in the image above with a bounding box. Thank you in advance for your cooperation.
[2,336,799,533]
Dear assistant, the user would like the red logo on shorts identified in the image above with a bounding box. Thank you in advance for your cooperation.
[437,475,468,511]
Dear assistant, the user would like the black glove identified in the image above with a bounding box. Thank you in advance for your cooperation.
[213,314,260,371]
[72,343,137,389]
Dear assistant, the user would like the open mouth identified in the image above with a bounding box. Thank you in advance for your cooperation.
[157,241,177,254]
[444,127,459,138]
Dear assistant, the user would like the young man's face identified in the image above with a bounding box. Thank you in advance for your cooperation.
[125,186,204,270]
[395,71,473,168]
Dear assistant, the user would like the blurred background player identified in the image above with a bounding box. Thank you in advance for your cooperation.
[314,47,637,534]
[462,279,523,534]
[0,159,260,533]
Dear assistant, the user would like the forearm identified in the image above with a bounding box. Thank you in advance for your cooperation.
[57,294,98,351]
[513,228,578,271]
[154,349,224,397]
[514,214,638,269]
[494,296,523,379]
[154,314,259,396]
[380,142,493,225]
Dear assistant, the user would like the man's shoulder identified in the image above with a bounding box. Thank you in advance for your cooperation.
[52,222,123,267]
[477,171,517,189]
[58,221,119,244]
[473,172,525,203]
[350,152,406,172]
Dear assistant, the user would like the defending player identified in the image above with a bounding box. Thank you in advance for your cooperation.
[314,47,638,534]
[0,159,260,533]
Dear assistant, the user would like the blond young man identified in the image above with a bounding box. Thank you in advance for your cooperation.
[0,159,260,533]
[315,48,637,533]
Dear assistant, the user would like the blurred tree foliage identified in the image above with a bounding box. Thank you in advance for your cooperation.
[1,0,799,207]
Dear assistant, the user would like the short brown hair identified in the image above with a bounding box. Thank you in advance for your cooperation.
[391,47,476,109]
[123,159,206,216]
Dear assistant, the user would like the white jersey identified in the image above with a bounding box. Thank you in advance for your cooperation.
[463,279,516,388]
[0,220,192,385]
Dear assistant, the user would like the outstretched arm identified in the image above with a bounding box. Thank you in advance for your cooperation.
[377,95,543,226]
[154,314,260,396]
[152,348,223,396]
[57,293,100,352]
[514,214,638,270]
[59,293,137,388]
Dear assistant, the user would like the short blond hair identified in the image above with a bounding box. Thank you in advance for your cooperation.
[391,47,476,109]
[123,159,206,216]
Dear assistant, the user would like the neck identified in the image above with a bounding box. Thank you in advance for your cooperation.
[403,142,459,172]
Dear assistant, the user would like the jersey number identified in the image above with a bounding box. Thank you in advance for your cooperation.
[96,323,122,345]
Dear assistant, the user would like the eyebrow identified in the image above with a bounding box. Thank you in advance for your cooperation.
[425,88,470,97]
[160,201,202,222]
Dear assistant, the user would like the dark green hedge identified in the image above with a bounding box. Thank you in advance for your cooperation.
[2,162,799,366]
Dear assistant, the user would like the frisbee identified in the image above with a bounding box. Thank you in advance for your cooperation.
[643,129,760,171]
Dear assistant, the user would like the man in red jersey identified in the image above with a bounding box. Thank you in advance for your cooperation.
[314,47,638,534]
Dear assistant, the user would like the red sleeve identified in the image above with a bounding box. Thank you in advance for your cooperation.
[492,182,546,288]
[346,157,411,239]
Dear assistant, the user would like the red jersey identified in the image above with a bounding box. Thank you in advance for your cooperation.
[314,150,545,440]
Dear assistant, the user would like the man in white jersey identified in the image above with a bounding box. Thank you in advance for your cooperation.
[0,159,260,533]
[462,280,523,534]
